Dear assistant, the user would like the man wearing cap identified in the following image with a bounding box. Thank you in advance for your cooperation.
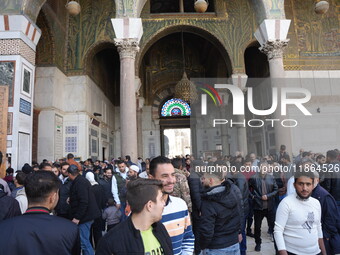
[127,165,140,181]
[0,171,80,254]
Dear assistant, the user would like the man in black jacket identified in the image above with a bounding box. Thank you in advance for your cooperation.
[68,165,101,255]
[0,170,80,255]
[96,178,173,255]
[321,150,340,210]
[0,183,21,221]
[55,162,72,219]
[249,161,278,252]
[229,162,250,255]
[199,169,243,254]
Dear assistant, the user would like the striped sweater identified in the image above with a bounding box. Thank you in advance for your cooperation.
[161,195,195,255]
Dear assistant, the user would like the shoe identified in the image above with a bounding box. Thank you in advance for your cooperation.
[246,232,255,238]
[255,244,261,252]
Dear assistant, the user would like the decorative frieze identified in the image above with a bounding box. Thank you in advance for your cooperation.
[0,39,36,64]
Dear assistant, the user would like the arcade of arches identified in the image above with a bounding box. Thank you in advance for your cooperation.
[0,0,339,172]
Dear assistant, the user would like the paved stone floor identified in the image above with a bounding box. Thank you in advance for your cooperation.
[247,220,276,255]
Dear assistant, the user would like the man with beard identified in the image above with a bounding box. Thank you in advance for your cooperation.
[274,169,327,255]
[199,169,243,254]
[149,156,194,255]
[127,165,139,181]
[96,179,172,255]
[55,162,72,219]
[98,168,120,208]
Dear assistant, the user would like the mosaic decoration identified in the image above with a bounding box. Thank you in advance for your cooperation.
[65,137,77,153]
[161,98,191,117]
[0,61,15,106]
[67,0,116,73]
[0,39,36,65]
[65,126,78,135]
[19,98,31,116]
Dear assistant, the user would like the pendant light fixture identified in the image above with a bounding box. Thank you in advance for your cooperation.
[174,31,198,104]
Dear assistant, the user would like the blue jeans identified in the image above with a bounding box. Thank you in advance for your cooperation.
[202,243,240,255]
[79,221,94,255]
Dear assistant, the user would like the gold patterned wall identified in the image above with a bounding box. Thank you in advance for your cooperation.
[36,0,68,71]
[284,0,340,70]
[139,0,256,74]
[66,0,116,74]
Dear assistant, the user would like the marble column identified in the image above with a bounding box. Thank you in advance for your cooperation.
[255,19,293,155]
[114,38,139,162]
[232,74,248,156]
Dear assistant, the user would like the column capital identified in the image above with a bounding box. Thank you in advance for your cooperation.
[114,38,139,59]
[260,39,289,60]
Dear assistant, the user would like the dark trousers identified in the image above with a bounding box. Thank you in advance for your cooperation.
[90,217,102,249]
[254,209,275,245]
[246,198,254,233]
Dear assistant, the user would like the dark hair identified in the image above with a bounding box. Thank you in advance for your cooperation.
[126,178,163,214]
[67,153,74,160]
[24,170,61,204]
[107,198,115,206]
[149,156,171,177]
[15,171,27,185]
[67,164,79,176]
[294,168,315,183]
[327,150,338,160]
[171,158,182,169]
[280,145,286,150]
[316,154,325,161]
[282,154,290,161]
[103,168,112,173]
[39,162,52,170]
[60,162,70,168]
[52,162,61,168]
[125,155,131,161]
[117,160,126,165]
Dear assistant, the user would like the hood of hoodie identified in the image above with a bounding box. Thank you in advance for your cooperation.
[202,180,238,209]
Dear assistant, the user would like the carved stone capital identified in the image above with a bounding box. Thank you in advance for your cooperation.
[114,38,139,59]
[259,39,290,60]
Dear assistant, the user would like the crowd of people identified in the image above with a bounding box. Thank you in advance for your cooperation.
[0,145,340,255]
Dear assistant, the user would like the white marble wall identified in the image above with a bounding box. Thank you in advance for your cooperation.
[35,67,116,162]
[1,55,35,170]
[285,70,340,157]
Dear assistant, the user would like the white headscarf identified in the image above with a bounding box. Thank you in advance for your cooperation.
[85,171,98,186]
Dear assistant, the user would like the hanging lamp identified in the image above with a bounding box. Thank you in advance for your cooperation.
[314,1,329,14]
[66,0,81,16]
[194,0,208,13]
[174,32,198,104]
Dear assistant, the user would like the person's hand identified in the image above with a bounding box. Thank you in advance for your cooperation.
[66,197,70,204]
[116,204,121,209]
[238,234,243,243]
[262,195,268,201]
[72,218,80,225]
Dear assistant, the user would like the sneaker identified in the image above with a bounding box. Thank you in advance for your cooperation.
[255,244,261,252]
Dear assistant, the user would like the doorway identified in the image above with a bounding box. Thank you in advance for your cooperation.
[163,128,191,158]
